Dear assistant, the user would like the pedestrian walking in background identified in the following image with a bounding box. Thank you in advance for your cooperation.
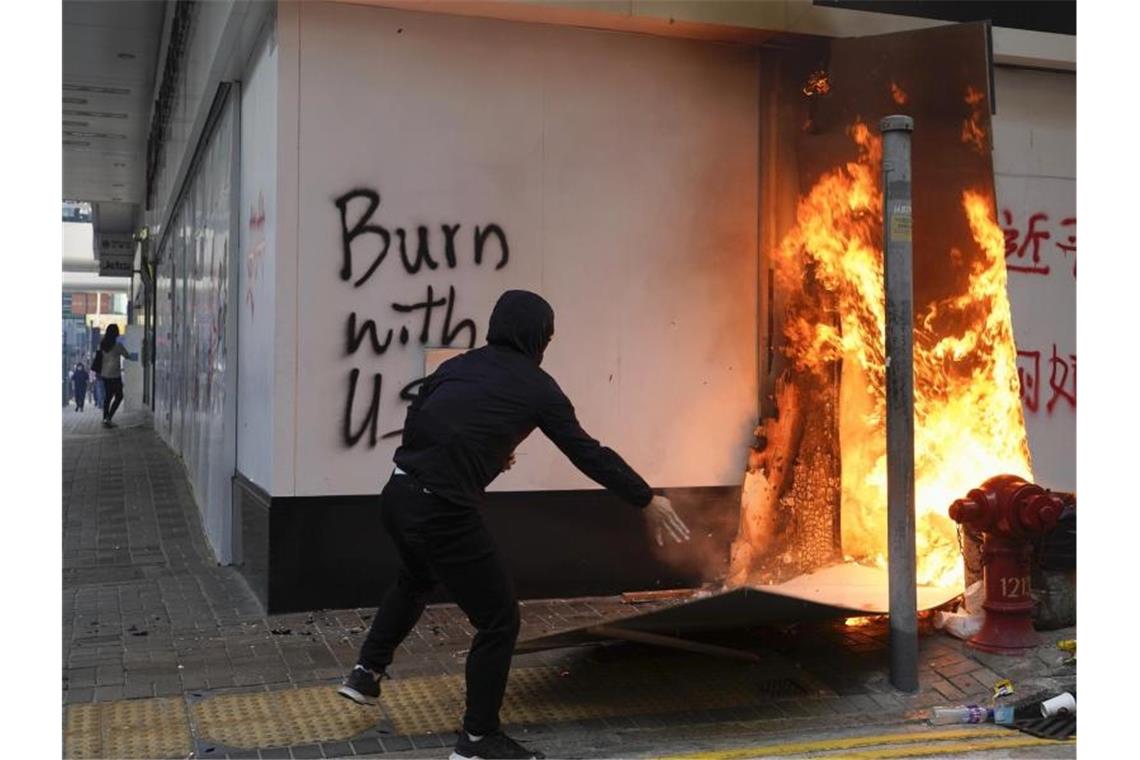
[87,367,97,407]
[94,324,137,428]
[70,363,88,412]
[336,290,691,760]
[90,366,104,410]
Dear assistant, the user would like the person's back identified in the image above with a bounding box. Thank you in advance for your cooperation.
[395,344,552,506]
[395,291,651,511]
[98,341,130,380]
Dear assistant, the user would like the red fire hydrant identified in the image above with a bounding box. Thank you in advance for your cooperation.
[948,475,1064,655]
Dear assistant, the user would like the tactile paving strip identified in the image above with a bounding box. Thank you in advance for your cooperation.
[65,656,810,754]
[383,659,806,735]
[64,697,191,759]
[191,684,384,750]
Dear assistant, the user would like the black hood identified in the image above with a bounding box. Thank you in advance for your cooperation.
[487,290,555,364]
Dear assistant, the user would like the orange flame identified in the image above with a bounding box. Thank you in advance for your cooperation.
[961,119,986,153]
[890,81,908,105]
[961,86,987,153]
[770,123,1031,589]
[844,616,879,627]
[803,69,832,97]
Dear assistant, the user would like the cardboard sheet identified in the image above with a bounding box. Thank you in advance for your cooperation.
[516,562,962,652]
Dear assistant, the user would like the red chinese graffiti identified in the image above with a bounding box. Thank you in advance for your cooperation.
[1017,344,1075,416]
[1016,349,1040,413]
[1000,209,1076,279]
[1047,344,1076,414]
[1002,210,1051,275]
[1056,217,1076,277]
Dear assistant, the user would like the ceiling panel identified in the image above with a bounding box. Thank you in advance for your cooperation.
[94,201,138,233]
[62,0,164,224]
[62,26,159,86]
[63,0,166,31]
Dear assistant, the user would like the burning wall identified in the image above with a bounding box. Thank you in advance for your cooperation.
[727,23,1031,592]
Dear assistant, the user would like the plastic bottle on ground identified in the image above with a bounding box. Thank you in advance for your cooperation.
[930,705,993,725]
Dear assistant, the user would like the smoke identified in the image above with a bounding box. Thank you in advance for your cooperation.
[648,487,742,585]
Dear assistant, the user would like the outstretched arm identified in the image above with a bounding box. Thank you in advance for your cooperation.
[537,387,653,508]
[537,385,690,543]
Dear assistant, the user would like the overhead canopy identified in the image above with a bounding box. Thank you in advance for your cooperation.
[62,0,164,242]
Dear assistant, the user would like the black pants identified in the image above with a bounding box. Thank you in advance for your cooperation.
[358,473,520,735]
[102,377,124,421]
[73,385,86,410]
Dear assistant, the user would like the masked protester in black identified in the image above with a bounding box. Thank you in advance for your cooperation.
[338,290,690,760]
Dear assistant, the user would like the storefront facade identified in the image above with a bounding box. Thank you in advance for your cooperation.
[141,1,1074,612]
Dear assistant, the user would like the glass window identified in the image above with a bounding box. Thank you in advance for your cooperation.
[62,200,92,223]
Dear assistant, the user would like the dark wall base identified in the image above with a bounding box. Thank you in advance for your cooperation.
[234,473,271,604]
[234,475,741,614]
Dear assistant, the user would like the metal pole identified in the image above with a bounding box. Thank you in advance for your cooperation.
[880,114,918,693]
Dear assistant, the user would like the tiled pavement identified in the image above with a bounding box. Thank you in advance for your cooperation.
[62,406,1076,758]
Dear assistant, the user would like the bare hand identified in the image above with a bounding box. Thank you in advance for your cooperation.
[646,495,691,546]
[502,452,517,472]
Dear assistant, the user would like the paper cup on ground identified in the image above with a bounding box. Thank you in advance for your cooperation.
[1041,692,1076,717]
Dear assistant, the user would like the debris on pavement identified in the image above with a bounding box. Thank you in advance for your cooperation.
[993,678,1015,699]
[1040,691,1076,718]
[930,704,993,724]
[933,579,985,641]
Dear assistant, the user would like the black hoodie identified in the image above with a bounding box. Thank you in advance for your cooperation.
[393,290,653,509]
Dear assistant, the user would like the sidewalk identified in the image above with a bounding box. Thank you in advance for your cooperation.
[62,408,1076,759]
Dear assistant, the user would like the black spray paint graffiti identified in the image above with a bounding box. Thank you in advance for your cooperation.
[336,189,508,448]
[336,189,509,286]
[346,286,476,356]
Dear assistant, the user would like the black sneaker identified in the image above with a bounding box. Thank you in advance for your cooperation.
[450,730,545,760]
[336,665,384,706]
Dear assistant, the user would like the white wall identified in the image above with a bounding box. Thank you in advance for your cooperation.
[285,3,759,497]
[152,94,238,562]
[236,29,278,491]
[121,328,144,412]
[992,66,1076,491]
